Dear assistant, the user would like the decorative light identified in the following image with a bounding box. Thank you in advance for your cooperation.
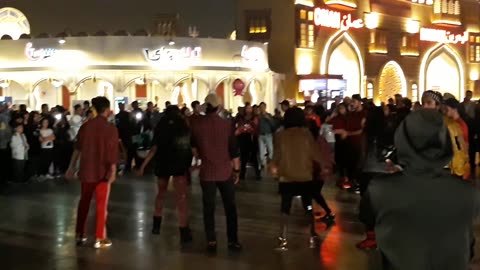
[51,79,64,88]
[58,38,66,44]
[152,79,160,85]
[406,19,420,34]
[470,70,479,81]
[168,39,175,46]
[135,75,146,85]
[0,79,10,88]
[365,13,379,29]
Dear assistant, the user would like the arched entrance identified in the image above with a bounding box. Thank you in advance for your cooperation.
[2,80,30,108]
[420,44,464,99]
[74,77,114,108]
[321,31,364,98]
[173,77,209,107]
[377,61,407,102]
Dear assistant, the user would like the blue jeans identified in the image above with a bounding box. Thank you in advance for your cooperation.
[258,134,273,167]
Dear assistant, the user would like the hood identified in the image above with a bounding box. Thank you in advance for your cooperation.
[394,109,452,171]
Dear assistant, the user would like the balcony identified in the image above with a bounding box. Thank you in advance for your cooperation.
[432,13,461,26]
[324,0,357,10]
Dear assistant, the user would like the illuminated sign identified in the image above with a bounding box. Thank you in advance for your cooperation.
[420,28,469,44]
[25,42,57,61]
[143,46,202,62]
[314,8,363,30]
[240,46,266,64]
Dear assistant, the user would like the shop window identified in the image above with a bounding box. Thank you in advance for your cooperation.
[296,6,315,49]
[401,33,419,56]
[411,83,418,101]
[469,33,480,63]
[369,30,387,54]
[432,0,461,25]
[367,82,374,99]
[411,0,433,5]
[154,13,178,36]
[245,9,271,42]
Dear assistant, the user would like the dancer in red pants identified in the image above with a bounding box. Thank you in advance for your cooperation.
[66,96,119,249]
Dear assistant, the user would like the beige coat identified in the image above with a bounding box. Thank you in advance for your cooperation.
[272,127,322,182]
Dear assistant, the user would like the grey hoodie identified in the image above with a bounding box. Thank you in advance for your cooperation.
[364,109,479,270]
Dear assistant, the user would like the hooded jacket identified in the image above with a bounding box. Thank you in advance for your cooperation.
[363,109,479,270]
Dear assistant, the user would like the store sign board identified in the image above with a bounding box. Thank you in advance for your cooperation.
[420,28,469,44]
[314,8,364,30]
[240,45,266,65]
[25,42,57,61]
[143,46,202,62]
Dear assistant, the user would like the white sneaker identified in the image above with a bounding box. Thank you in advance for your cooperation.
[94,238,112,249]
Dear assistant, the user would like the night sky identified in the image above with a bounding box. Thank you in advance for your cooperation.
[0,0,236,38]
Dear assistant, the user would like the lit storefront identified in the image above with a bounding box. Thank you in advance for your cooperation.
[236,0,480,104]
[0,36,281,112]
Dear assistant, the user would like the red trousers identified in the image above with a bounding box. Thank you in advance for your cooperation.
[76,182,110,239]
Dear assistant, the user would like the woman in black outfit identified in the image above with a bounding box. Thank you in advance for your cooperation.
[53,111,72,177]
[25,111,42,180]
[138,105,193,245]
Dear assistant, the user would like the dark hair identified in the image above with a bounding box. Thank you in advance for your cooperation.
[27,111,39,126]
[92,96,111,114]
[165,101,171,107]
[466,90,473,94]
[283,107,306,129]
[191,101,200,109]
[19,104,27,110]
[83,101,90,106]
[147,101,154,107]
[352,94,362,102]
[181,106,189,116]
[259,102,266,106]
[244,102,251,107]
[41,104,48,109]
[74,104,82,111]
[13,122,23,129]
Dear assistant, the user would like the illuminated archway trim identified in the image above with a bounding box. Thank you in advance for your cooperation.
[378,61,408,98]
[0,7,31,40]
[419,44,465,100]
[73,75,114,95]
[320,30,364,95]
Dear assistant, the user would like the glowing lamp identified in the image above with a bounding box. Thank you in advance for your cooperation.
[54,113,62,121]
[470,70,479,81]
[365,13,379,29]
[406,19,420,34]
[135,112,143,121]
[51,79,63,88]
[0,79,10,88]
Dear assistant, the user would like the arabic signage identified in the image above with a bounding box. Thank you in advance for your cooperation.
[420,28,469,44]
[143,46,202,62]
[314,8,364,31]
[25,42,57,61]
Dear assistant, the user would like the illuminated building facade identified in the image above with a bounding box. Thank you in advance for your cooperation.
[236,0,480,104]
[0,7,281,112]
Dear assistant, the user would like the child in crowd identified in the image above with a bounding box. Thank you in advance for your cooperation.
[39,118,55,180]
[10,123,29,183]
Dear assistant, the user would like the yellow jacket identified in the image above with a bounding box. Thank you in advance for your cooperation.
[444,117,470,178]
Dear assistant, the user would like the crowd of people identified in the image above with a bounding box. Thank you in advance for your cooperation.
[1,88,480,268]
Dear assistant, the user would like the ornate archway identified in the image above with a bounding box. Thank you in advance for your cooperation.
[321,31,364,97]
[419,44,465,100]
[377,61,407,102]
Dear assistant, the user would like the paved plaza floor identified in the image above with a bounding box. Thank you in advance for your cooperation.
[0,174,479,270]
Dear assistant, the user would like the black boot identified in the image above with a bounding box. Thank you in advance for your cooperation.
[179,227,193,244]
[152,216,162,235]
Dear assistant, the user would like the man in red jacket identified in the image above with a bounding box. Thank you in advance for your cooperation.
[66,96,119,249]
